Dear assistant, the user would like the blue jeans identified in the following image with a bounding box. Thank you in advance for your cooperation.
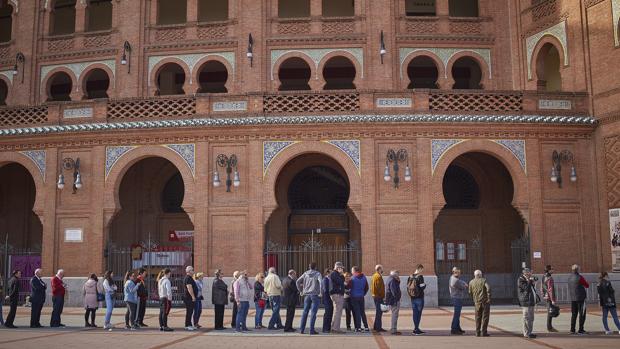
[104,293,114,326]
[602,306,620,331]
[412,297,424,330]
[193,299,202,326]
[268,295,283,328]
[0,298,4,325]
[236,301,249,331]
[373,297,383,330]
[451,297,463,330]
[255,301,265,327]
[299,295,320,333]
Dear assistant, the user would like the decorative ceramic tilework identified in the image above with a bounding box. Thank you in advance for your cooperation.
[19,150,46,182]
[431,139,464,172]
[495,139,527,172]
[399,48,492,79]
[326,140,361,173]
[105,145,136,179]
[270,48,364,79]
[263,141,295,176]
[9,0,18,13]
[148,52,235,85]
[40,60,116,91]
[525,20,568,79]
[0,70,14,84]
[164,144,195,177]
[613,0,620,46]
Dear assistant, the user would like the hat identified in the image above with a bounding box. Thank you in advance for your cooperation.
[334,262,344,269]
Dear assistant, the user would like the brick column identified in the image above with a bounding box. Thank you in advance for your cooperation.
[75,1,87,33]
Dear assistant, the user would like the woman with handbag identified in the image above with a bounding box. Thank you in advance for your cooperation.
[83,273,103,327]
[102,271,117,331]
[254,273,267,329]
[597,272,620,335]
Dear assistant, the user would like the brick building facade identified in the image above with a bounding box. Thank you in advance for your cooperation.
[0,0,619,304]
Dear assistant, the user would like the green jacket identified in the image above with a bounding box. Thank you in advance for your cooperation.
[468,277,491,304]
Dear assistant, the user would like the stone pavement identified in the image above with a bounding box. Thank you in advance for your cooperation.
[0,305,619,349]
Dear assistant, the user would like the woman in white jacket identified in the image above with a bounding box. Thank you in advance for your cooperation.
[102,271,117,331]
[158,268,173,331]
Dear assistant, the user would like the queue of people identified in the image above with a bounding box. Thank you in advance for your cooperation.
[1,263,620,337]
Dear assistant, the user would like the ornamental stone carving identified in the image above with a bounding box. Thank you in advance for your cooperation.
[525,20,568,79]
[399,47,492,79]
[270,48,364,80]
[19,150,46,182]
[40,60,116,92]
[148,52,235,85]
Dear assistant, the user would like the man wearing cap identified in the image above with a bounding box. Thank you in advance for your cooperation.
[518,268,540,339]
[330,262,346,333]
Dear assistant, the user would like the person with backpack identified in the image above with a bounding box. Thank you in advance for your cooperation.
[407,264,426,335]
[385,270,402,335]
[597,271,620,335]
[518,268,540,338]
[350,266,370,332]
[370,264,386,332]
[568,264,589,335]
[296,262,323,334]
[157,268,173,332]
[135,268,148,327]
[542,265,558,333]
[321,268,334,333]
[329,262,346,333]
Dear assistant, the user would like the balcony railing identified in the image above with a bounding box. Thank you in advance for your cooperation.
[270,16,363,36]
[398,16,493,39]
[40,30,116,55]
[146,20,236,45]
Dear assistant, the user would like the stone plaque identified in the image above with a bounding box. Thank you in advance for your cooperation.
[63,107,94,119]
[64,228,83,242]
[212,101,248,112]
[376,98,412,108]
[538,99,572,110]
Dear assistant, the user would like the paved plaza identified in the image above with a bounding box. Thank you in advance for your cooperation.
[0,305,619,348]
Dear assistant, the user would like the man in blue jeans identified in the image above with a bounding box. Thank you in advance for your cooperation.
[449,267,468,335]
[407,264,426,335]
[296,262,323,334]
[264,267,284,330]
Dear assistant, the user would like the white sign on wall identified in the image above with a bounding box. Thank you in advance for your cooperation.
[609,209,620,272]
[538,99,572,110]
[63,107,94,119]
[376,98,412,108]
[64,228,83,242]
[212,101,248,112]
[533,252,542,259]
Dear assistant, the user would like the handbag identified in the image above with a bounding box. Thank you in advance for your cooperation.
[258,298,266,309]
[97,292,105,302]
[548,304,560,318]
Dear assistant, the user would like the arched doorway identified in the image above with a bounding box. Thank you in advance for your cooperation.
[0,163,43,302]
[535,43,562,92]
[434,152,528,305]
[264,153,361,277]
[107,157,194,305]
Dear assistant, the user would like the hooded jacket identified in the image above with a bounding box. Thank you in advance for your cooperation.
[296,269,322,296]
[234,277,254,302]
[83,278,101,309]
[350,272,369,298]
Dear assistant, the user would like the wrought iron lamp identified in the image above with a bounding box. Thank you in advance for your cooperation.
[57,157,82,194]
[213,154,240,192]
[379,30,387,64]
[550,150,577,188]
[120,41,132,74]
[383,149,411,188]
[247,33,254,67]
[13,52,25,83]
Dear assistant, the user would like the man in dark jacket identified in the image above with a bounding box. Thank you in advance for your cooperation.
[4,270,21,328]
[136,268,148,327]
[518,268,540,338]
[211,269,228,330]
[385,270,402,335]
[30,268,47,328]
[568,264,589,335]
[281,269,299,332]
[329,262,345,333]
[321,268,333,333]
[407,264,426,335]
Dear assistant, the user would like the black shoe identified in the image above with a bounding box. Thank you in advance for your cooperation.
[526,334,537,339]
[458,329,465,334]
[476,332,481,337]
[482,333,491,337]
[139,323,148,327]
[355,328,363,333]
[5,324,17,329]
[310,330,319,335]
[414,329,425,335]
[451,329,463,335]
[125,325,131,329]
[570,331,577,335]
[59,324,66,327]
[163,327,174,332]
[578,330,588,335]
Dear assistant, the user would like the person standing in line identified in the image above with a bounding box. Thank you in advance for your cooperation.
[124,271,140,330]
[50,269,67,328]
[407,264,426,335]
[568,264,589,335]
[193,272,205,329]
[135,268,148,328]
[157,268,173,332]
[330,262,346,333]
[183,266,198,331]
[597,272,620,335]
[30,268,46,328]
[296,262,323,335]
[254,272,266,329]
[343,272,353,331]
[371,264,386,332]
[4,270,20,328]
[542,265,558,332]
[230,270,240,328]
[0,272,4,326]
[264,267,284,330]
[83,273,103,328]
[212,269,228,330]
[234,270,253,332]
[469,269,491,337]
[518,268,540,339]
[321,268,334,333]
[102,270,117,331]
[449,267,467,335]
[350,266,370,332]
[281,269,299,332]
[385,270,402,335]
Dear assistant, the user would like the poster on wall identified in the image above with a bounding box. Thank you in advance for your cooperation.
[609,209,620,272]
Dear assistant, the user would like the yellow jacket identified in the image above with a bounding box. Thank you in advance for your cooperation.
[371,272,385,298]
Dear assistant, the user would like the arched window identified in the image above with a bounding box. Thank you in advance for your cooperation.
[279,0,310,18]
[0,79,8,106]
[197,61,228,93]
[158,0,187,25]
[198,0,228,22]
[0,3,13,43]
[50,0,77,36]
[83,68,110,99]
[323,0,354,17]
[156,63,185,95]
[278,57,311,91]
[405,0,436,17]
[86,0,112,32]
[535,43,561,92]
[47,72,73,101]
[448,0,478,17]
[323,56,356,90]
[407,56,439,89]
[451,57,482,89]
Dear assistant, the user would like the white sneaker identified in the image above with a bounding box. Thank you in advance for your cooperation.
[605,331,613,335]
[185,326,195,331]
